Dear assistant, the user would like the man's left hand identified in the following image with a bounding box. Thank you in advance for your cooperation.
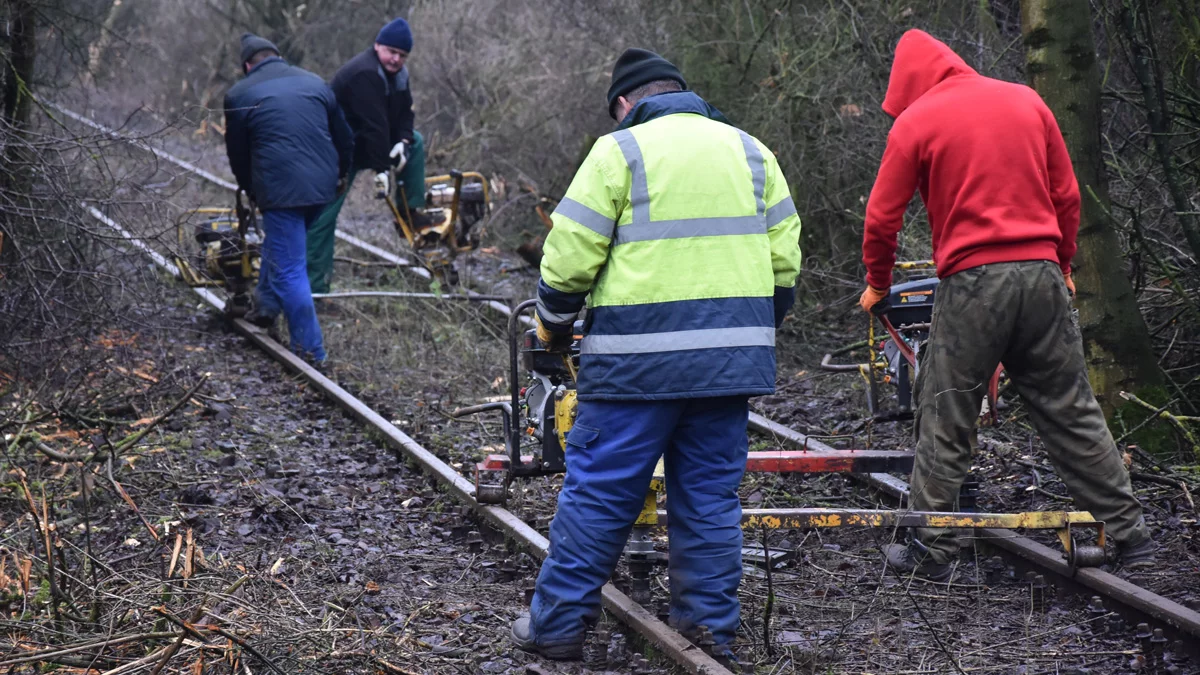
[859,285,889,313]
[1064,271,1076,297]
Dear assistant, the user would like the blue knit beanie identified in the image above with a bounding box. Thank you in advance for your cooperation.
[376,18,413,52]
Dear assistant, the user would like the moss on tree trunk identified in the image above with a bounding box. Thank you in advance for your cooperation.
[1021,0,1171,454]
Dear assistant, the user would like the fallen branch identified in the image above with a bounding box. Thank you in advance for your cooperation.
[99,646,171,675]
[26,375,208,464]
[0,632,179,668]
[1131,471,1197,511]
[1119,391,1200,459]
[108,455,160,543]
[109,375,209,455]
[151,604,213,675]
[206,625,287,675]
[377,658,423,675]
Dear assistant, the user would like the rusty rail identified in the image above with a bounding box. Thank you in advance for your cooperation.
[87,205,731,674]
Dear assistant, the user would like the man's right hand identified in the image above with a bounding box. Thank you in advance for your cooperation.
[373,171,389,199]
[389,142,409,172]
[536,316,572,352]
[858,285,889,313]
[1064,271,1076,297]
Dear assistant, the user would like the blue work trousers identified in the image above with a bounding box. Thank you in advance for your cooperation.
[257,206,326,363]
[529,396,749,649]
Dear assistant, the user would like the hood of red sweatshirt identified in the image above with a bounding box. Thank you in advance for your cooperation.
[881,30,977,119]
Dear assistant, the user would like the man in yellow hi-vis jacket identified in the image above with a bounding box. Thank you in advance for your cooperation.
[510,49,803,663]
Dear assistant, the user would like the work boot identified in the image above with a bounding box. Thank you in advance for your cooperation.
[244,307,280,342]
[511,615,584,660]
[711,646,745,671]
[1117,537,1157,570]
[882,542,954,582]
[407,208,437,233]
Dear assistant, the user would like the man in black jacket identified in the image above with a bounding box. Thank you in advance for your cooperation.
[306,17,428,295]
[224,33,353,364]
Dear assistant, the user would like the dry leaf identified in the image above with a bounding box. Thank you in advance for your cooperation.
[839,103,863,118]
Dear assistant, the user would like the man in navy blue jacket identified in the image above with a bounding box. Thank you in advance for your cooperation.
[224,33,352,365]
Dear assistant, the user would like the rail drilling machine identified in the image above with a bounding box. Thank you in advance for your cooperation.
[822,260,1003,421]
[173,190,262,319]
[384,169,491,286]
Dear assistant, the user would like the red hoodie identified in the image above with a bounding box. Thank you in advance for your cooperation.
[862,30,1081,289]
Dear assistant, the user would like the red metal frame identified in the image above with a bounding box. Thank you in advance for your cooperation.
[745,449,913,474]
[478,450,914,476]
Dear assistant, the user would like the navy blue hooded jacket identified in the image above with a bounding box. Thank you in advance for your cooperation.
[224,56,353,210]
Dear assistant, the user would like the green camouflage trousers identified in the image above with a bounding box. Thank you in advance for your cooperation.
[909,260,1149,562]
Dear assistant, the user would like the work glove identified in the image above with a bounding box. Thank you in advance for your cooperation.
[389,141,409,172]
[535,315,572,352]
[1064,271,1076,297]
[858,285,889,313]
[373,171,389,200]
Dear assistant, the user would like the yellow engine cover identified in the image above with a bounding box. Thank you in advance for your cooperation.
[554,390,577,449]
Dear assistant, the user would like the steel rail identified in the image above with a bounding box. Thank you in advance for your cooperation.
[47,102,413,265]
[48,102,533,328]
[748,413,1200,651]
[86,205,730,674]
[313,291,512,302]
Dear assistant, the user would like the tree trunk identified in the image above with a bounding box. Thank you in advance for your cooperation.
[0,0,37,275]
[1020,0,1165,418]
[2,0,36,129]
[2,0,37,196]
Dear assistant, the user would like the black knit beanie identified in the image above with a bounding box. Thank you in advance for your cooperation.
[606,48,687,119]
[239,33,279,66]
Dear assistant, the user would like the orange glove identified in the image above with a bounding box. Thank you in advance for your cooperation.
[858,286,889,313]
[1064,271,1076,297]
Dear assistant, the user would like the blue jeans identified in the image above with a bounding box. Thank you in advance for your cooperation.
[529,396,749,649]
[257,206,326,363]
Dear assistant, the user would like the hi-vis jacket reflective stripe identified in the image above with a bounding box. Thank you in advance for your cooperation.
[536,91,803,401]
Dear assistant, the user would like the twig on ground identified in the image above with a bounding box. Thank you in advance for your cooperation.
[150,604,213,675]
[1131,471,1197,511]
[0,633,181,668]
[1120,391,1200,458]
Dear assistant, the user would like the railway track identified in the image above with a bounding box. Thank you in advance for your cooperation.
[62,103,1200,672]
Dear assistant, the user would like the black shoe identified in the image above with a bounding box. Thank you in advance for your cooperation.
[882,542,954,581]
[302,356,329,377]
[408,209,438,232]
[1117,538,1157,570]
[511,616,584,660]
[245,308,280,341]
[712,647,745,671]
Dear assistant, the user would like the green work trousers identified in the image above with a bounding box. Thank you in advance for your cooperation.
[306,130,426,293]
[909,260,1149,563]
